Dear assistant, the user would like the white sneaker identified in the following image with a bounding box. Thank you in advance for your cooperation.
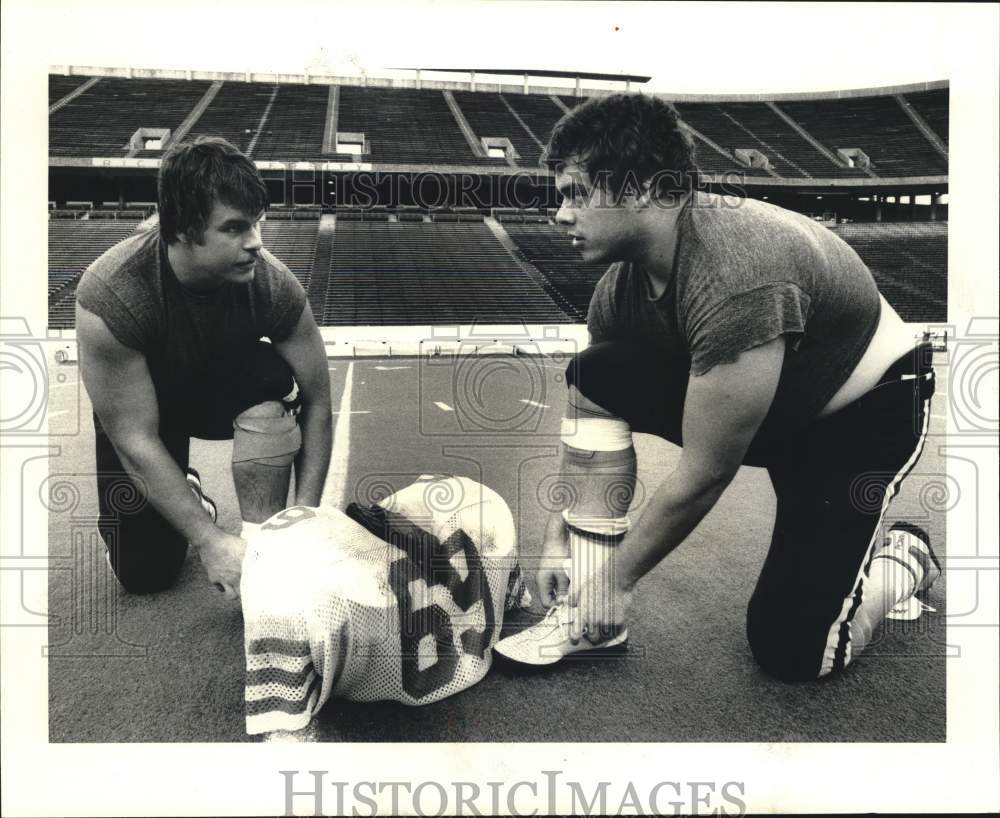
[494,602,627,665]
[874,523,941,621]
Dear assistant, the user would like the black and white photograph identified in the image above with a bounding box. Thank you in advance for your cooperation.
[1,1,998,815]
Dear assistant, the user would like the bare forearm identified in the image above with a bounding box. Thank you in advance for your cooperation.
[293,402,332,506]
[614,466,732,590]
[111,434,220,548]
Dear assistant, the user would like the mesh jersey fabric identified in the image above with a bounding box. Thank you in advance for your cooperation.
[240,476,528,735]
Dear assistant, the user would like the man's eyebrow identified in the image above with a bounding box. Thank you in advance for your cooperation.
[218,215,255,228]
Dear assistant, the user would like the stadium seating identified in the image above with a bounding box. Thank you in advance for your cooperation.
[501,94,565,155]
[668,103,781,178]
[323,221,569,325]
[502,223,609,321]
[49,76,87,107]
[711,102,856,179]
[453,91,543,166]
[185,81,277,154]
[50,78,211,157]
[252,84,333,162]
[832,221,947,323]
[259,217,319,291]
[905,89,949,144]
[47,218,142,328]
[338,87,501,166]
[777,97,947,177]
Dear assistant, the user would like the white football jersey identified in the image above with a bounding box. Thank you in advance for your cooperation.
[240,476,529,735]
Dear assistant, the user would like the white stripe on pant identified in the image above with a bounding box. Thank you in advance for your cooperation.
[818,396,933,677]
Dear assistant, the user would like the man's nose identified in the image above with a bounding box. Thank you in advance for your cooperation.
[555,202,574,226]
[245,224,263,252]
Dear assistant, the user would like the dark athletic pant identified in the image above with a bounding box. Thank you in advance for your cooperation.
[95,340,296,595]
[567,341,936,681]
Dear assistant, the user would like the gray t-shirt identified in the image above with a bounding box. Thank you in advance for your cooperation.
[588,193,881,427]
[76,225,306,403]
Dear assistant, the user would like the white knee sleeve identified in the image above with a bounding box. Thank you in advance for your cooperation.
[233,401,302,467]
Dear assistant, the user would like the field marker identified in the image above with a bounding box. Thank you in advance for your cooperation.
[322,361,354,509]
[519,399,550,409]
[435,401,454,412]
[373,365,410,371]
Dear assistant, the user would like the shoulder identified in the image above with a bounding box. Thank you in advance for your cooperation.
[686,194,827,267]
[79,227,159,290]
[258,246,293,275]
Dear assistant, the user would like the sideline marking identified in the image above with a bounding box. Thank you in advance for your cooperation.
[435,401,454,412]
[519,399,550,409]
[322,362,354,509]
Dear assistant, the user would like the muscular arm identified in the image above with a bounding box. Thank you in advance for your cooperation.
[273,303,332,506]
[613,337,786,590]
[76,304,221,548]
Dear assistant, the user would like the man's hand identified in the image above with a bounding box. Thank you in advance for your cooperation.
[567,561,632,645]
[536,512,571,607]
[196,531,248,600]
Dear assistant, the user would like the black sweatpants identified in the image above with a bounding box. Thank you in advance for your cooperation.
[567,340,936,681]
[94,340,297,594]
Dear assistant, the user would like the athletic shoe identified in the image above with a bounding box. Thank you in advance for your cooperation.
[493,602,627,665]
[186,467,218,523]
[875,523,941,621]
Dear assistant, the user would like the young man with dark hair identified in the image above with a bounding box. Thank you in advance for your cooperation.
[496,94,939,681]
[76,137,332,598]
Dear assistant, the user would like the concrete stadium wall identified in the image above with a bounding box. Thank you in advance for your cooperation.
[49,325,591,364]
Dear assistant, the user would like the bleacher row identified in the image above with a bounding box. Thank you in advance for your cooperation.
[46,213,946,330]
[48,76,948,178]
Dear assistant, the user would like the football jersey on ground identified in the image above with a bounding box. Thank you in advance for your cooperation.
[241,476,528,735]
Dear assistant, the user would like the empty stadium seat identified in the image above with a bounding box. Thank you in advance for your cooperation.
[50,78,211,157]
[323,221,569,325]
[832,221,947,323]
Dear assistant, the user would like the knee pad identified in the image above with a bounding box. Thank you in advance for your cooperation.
[233,401,301,467]
[559,386,636,522]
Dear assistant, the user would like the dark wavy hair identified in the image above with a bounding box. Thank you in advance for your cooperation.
[158,136,267,244]
[543,93,699,201]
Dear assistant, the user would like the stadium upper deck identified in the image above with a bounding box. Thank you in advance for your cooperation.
[48,70,948,183]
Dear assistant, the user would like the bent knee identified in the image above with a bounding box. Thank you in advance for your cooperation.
[746,595,852,683]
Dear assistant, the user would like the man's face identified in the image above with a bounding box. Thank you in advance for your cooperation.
[182,200,264,285]
[554,162,639,264]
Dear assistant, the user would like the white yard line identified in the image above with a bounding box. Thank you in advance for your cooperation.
[435,401,455,412]
[321,362,354,510]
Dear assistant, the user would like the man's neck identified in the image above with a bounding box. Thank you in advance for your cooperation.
[631,193,690,299]
[165,242,217,291]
